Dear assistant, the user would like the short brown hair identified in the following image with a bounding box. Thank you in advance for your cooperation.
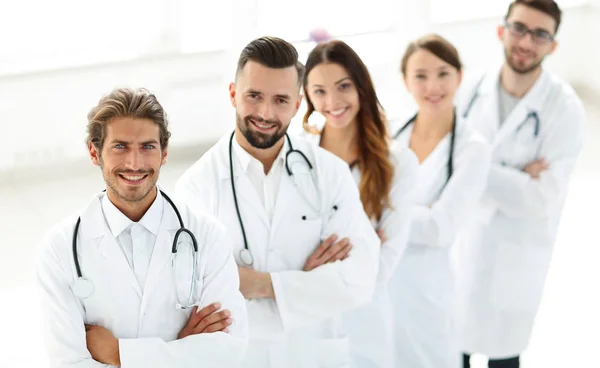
[506,0,562,33]
[236,36,305,85]
[86,87,171,152]
[400,34,462,75]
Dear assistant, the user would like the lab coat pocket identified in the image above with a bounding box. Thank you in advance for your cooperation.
[316,336,351,368]
[278,218,323,270]
[491,243,552,312]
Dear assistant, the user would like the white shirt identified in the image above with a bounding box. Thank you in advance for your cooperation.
[231,136,286,221]
[498,82,520,124]
[101,191,163,290]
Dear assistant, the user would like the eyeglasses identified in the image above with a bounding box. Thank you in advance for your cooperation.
[504,22,555,45]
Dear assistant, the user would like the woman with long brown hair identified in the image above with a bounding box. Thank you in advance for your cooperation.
[388,34,492,367]
[302,39,419,368]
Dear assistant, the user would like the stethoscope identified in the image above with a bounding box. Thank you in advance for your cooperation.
[394,111,456,186]
[463,75,540,138]
[72,190,199,310]
[228,131,337,267]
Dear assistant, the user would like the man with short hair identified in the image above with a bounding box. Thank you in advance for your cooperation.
[36,88,248,368]
[457,1,586,367]
[175,36,380,367]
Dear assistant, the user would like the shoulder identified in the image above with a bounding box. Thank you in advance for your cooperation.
[173,196,229,245]
[544,72,585,115]
[176,135,227,189]
[35,213,80,272]
[455,119,492,159]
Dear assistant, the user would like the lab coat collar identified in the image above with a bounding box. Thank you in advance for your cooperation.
[479,65,550,112]
[79,186,179,240]
[218,130,289,179]
[231,130,287,175]
[101,188,164,238]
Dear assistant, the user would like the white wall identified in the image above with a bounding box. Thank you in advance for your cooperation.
[1,3,597,182]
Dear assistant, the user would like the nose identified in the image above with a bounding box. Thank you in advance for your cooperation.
[257,101,275,121]
[517,32,536,47]
[325,91,342,109]
[425,79,442,94]
[124,149,142,171]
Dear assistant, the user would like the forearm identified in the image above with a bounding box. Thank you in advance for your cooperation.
[485,164,550,217]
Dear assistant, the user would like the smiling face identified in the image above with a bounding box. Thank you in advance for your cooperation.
[89,116,167,205]
[305,62,360,130]
[499,3,558,74]
[403,48,462,114]
[229,60,302,149]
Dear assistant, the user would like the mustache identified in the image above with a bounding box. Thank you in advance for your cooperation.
[245,115,281,126]
[115,170,152,175]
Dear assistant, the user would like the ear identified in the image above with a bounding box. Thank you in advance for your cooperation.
[497,24,504,42]
[294,94,304,115]
[88,142,100,166]
[229,82,237,108]
[161,147,168,166]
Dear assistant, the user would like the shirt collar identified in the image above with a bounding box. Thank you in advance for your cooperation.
[232,132,288,174]
[101,189,164,237]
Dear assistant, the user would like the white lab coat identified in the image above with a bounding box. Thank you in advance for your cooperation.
[174,132,380,368]
[456,67,586,358]
[35,189,248,368]
[302,132,419,368]
[389,113,491,368]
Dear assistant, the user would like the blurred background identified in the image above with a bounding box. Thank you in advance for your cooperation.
[0,0,598,366]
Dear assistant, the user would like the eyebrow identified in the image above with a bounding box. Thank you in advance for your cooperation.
[246,89,291,100]
[311,77,352,88]
[415,66,451,73]
[109,139,159,145]
[513,21,552,34]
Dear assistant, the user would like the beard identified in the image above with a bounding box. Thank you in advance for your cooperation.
[236,113,286,149]
[100,156,158,203]
[505,46,544,75]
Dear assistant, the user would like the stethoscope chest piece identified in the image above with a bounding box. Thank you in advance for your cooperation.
[73,277,94,299]
[239,248,254,267]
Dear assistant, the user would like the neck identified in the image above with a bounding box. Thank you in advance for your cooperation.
[413,105,454,139]
[107,186,157,222]
[319,121,359,165]
[235,129,285,174]
[500,63,542,98]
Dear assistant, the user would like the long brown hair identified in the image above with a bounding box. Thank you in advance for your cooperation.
[302,40,394,221]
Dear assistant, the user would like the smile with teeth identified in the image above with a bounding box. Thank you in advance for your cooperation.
[120,174,147,183]
[251,119,276,130]
[329,107,348,117]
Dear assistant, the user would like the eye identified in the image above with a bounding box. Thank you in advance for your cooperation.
[114,143,125,149]
[416,74,426,80]
[277,98,288,104]
[249,93,260,100]
[339,82,352,91]
[313,89,325,95]
[439,71,449,78]
[143,144,156,149]
[534,30,552,41]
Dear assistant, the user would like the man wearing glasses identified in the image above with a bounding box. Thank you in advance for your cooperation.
[457,1,586,367]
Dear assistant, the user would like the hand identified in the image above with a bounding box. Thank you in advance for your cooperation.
[85,324,120,366]
[303,235,352,272]
[238,266,274,299]
[178,303,233,339]
[524,158,548,179]
[376,229,387,245]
